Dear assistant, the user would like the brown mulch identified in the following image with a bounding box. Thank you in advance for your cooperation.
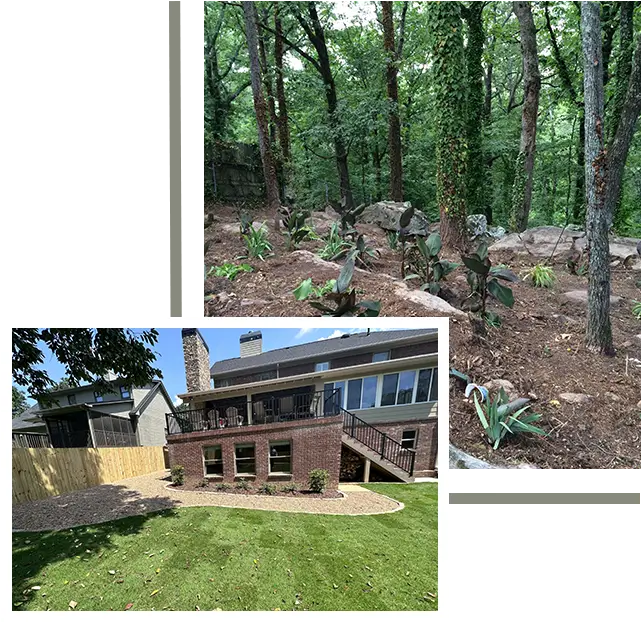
[176,478,342,498]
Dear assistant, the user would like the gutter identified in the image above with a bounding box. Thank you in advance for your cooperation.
[180,352,438,401]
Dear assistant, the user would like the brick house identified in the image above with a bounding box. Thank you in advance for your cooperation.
[167,328,439,490]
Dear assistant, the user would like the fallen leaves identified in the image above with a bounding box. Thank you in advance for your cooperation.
[68,600,77,609]
[124,602,134,610]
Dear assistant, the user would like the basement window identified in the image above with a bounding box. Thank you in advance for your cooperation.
[401,430,417,450]
[269,441,292,474]
[235,443,256,475]
[203,445,223,476]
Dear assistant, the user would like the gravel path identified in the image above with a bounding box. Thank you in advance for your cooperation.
[12,471,403,532]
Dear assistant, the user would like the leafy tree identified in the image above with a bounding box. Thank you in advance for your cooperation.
[12,329,162,406]
[12,386,28,418]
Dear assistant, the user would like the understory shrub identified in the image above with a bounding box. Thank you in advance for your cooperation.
[170,465,185,486]
[308,468,330,493]
[216,482,232,492]
[387,230,400,250]
[234,479,252,491]
[195,478,209,488]
[258,483,278,495]
[280,482,299,493]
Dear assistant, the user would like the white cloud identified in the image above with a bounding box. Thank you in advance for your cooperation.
[316,327,409,341]
[173,395,183,407]
[295,327,316,339]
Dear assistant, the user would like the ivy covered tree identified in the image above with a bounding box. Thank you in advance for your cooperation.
[12,329,162,406]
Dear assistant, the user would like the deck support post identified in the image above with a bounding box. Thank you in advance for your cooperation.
[363,458,371,483]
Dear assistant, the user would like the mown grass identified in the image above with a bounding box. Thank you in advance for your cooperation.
[12,483,437,611]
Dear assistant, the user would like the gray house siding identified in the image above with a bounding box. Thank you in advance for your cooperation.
[137,391,171,446]
[355,401,437,425]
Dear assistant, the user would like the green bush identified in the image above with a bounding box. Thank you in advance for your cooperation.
[258,483,278,495]
[195,478,209,488]
[170,465,185,486]
[216,482,232,492]
[234,479,252,491]
[280,482,299,494]
[308,468,330,493]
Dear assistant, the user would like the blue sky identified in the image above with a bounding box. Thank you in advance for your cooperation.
[18,328,407,406]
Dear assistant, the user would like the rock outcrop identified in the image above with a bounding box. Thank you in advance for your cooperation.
[360,201,430,236]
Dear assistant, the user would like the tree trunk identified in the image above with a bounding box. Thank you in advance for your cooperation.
[274,5,291,166]
[464,2,486,218]
[572,112,586,224]
[242,1,281,221]
[511,1,541,232]
[381,1,404,202]
[372,122,383,202]
[582,1,613,355]
[605,31,641,225]
[428,2,468,249]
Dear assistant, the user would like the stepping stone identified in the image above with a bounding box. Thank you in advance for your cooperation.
[559,392,591,404]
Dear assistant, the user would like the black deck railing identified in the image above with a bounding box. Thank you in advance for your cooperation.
[166,389,341,435]
[341,408,416,476]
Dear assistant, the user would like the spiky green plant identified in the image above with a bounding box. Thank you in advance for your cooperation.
[347,234,379,269]
[318,222,353,261]
[633,300,641,319]
[207,262,253,281]
[525,264,556,288]
[386,230,400,250]
[293,277,336,301]
[472,389,546,450]
[241,223,272,261]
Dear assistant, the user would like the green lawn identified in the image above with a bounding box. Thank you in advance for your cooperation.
[12,483,437,611]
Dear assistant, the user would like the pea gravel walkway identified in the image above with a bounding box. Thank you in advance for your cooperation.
[13,471,403,532]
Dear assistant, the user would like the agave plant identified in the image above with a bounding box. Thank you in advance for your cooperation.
[461,242,518,325]
[306,258,381,317]
[472,389,546,450]
[404,232,459,294]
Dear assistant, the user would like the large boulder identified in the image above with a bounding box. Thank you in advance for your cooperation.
[466,214,487,239]
[490,226,641,267]
[360,201,429,236]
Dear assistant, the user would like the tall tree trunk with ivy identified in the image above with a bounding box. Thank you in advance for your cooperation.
[274,5,291,168]
[463,3,486,220]
[511,1,541,232]
[582,1,613,355]
[428,2,468,250]
[381,1,404,202]
[242,1,281,221]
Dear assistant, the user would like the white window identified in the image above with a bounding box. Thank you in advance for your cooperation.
[372,351,389,363]
[203,445,223,476]
[235,443,255,475]
[315,362,330,372]
[269,441,292,474]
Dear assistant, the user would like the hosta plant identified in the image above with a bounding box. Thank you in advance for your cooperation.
[525,264,556,288]
[207,262,253,281]
[241,222,273,261]
[304,258,381,317]
[404,232,459,294]
[472,389,546,450]
[461,242,518,326]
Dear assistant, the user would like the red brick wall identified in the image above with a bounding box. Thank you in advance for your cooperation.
[372,419,438,475]
[167,416,342,489]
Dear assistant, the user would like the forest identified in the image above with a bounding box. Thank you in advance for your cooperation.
[205,2,640,469]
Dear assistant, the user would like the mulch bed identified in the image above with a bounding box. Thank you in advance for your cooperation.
[174,479,342,499]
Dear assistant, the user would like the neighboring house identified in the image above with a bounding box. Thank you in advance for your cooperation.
[168,328,439,488]
[21,380,177,448]
[12,405,50,448]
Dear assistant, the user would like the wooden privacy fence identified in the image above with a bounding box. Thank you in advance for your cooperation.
[12,446,166,505]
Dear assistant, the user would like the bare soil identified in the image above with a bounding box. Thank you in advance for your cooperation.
[206,201,641,469]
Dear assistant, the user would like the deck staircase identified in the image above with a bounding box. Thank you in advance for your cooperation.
[340,408,416,483]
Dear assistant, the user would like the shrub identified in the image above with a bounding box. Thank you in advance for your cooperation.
[258,483,278,495]
[207,262,253,281]
[305,258,381,317]
[234,479,252,491]
[404,232,459,294]
[308,468,330,493]
[525,264,556,288]
[242,223,273,261]
[472,389,547,450]
[216,482,232,492]
[170,465,185,486]
[461,242,519,326]
[195,478,209,488]
[293,277,336,301]
[280,482,299,494]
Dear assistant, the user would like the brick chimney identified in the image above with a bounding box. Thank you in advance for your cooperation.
[240,330,262,358]
[182,328,211,393]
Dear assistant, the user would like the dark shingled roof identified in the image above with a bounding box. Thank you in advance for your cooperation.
[210,329,437,377]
